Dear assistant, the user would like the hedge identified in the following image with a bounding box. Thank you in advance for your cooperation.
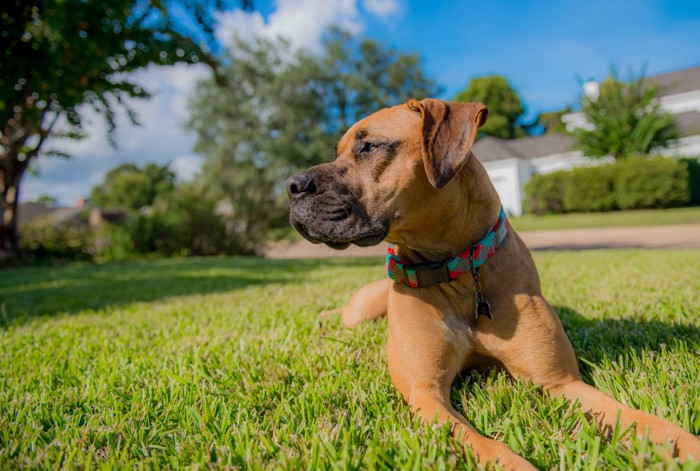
[19,219,94,261]
[562,165,617,212]
[524,156,694,215]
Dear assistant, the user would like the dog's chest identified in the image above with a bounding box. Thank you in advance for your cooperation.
[440,309,476,357]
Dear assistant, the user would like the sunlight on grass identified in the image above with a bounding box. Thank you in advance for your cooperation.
[1,251,698,469]
[511,206,700,232]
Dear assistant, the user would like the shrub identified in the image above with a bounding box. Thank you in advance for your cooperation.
[95,185,247,262]
[562,165,617,212]
[523,156,692,215]
[614,156,689,209]
[524,171,566,215]
[19,220,93,261]
[682,157,700,206]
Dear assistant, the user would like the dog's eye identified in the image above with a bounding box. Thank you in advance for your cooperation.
[360,142,381,155]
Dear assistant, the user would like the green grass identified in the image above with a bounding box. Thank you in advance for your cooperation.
[510,206,700,232]
[1,252,699,469]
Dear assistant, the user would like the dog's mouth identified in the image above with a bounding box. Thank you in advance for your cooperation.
[288,198,388,250]
[290,214,388,250]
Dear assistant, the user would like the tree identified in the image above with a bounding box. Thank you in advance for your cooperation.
[320,29,441,135]
[453,75,527,139]
[537,106,573,135]
[188,33,439,252]
[0,0,251,260]
[575,70,678,159]
[91,163,176,211]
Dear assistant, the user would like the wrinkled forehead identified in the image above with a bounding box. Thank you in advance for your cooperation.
[336,104,420,152]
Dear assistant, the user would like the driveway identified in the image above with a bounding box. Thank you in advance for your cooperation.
[265,223,700,259]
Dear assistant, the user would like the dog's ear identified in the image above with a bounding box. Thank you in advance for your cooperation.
[407,99,489,188]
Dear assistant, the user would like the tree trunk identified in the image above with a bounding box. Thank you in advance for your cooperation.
[1,162,23,262]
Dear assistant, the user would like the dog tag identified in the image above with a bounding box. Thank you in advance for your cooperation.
[476,299,493,320]
[473,287,493,320]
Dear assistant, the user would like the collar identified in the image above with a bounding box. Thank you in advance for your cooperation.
[385,207,509,288]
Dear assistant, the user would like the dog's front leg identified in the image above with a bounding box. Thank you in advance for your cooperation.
[549,380,700,461]
[495,294,700,462]
[387,303,536,470]
[339,279,389,327]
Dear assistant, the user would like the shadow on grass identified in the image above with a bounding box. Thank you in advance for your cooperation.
[553,306,700,377]
[453,304,698,387]
[0,256,380,326]
[450,305,699,467]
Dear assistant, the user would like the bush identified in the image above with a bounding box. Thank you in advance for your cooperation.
[614,156,689,209]
[682,157,700,206]
[19,220,93,261]
[95,185,248,262]
[524,156,691,215]
[524,171,566,215]
[562,165,617,212]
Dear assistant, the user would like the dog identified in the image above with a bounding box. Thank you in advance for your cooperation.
[285,99,700,469]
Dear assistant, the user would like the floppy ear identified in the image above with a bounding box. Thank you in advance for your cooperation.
[407,99,489,188]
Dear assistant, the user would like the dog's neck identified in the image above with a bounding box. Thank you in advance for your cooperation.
[389,157,503,264]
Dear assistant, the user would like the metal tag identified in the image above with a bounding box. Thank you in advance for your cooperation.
[476,299,493,320]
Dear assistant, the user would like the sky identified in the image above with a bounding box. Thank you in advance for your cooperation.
[23,0,700,204]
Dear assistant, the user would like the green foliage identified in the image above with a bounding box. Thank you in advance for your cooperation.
[562,165,617,212]
[18,218,92,261]
[1,252,699,468]
[97,182,243,261]
[453,75,526,139]
[682,157,700,206]
[0,0,240,258]
[321,29,440,133]
[1,0,222,141]
[614,156,689,209]
[575,70,678,159]
[524,171,567,215]
[537,106,573,135]
[91,163,176,212]
[188,33,439,252]
[524,157,692,215]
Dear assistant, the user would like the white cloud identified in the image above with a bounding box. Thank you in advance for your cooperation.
[363,0,400,19]
[22,63,210,205]
[215,0,400,53]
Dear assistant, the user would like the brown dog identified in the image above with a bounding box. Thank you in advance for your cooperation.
[285,99,700,469]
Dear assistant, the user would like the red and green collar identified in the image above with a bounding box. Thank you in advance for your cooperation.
[385,207,509,288]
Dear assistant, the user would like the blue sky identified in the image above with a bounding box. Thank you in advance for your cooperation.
[365,0,700,115]
[24,0,700,204]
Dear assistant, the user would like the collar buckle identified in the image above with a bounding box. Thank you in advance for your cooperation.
[404,260,451,288]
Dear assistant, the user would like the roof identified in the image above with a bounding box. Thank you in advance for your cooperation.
[473,134,576,162]
[650,65,700,96]
[17,202,56,224]
[18,202,85,226]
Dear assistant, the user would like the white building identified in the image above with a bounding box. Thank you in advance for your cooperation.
[475,65,700,216]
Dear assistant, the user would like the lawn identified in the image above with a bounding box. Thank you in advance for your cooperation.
[510,206,700,232]
[1,252,699,469]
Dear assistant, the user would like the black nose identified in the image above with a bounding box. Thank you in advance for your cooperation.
[285,173,315,198]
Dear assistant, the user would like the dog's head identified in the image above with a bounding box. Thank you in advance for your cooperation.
[285,99,488,249]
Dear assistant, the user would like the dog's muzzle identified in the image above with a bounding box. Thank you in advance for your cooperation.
[285,170,387,249]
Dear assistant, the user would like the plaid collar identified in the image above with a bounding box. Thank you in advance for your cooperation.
[385,207,509,288]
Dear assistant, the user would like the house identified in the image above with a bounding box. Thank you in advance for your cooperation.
[18,200,127,228]
[475,65,700,216]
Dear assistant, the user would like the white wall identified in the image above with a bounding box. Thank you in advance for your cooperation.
[483,159,525,216]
